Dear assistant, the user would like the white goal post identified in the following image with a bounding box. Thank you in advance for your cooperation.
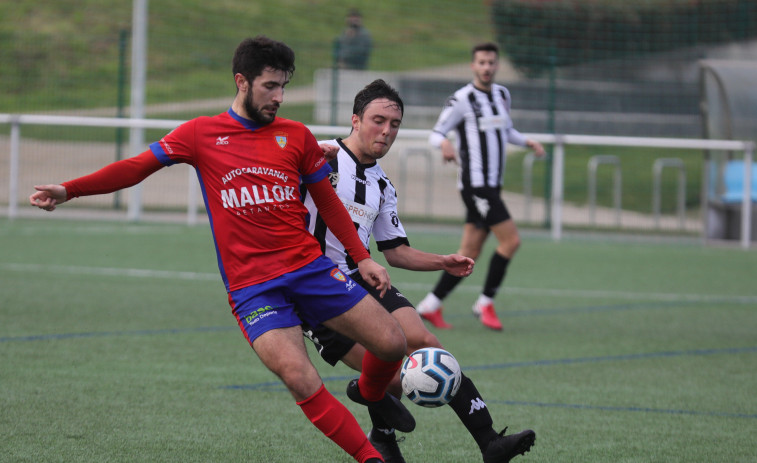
[2,113,754,249]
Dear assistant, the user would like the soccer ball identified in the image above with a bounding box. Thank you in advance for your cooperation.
[400,347,462,407]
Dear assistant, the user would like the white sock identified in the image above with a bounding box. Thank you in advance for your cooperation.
[418,293,441,313]
[473,294,494,315]
[474,294,493,308]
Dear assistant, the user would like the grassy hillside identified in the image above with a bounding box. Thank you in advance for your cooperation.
[0,0,490,113]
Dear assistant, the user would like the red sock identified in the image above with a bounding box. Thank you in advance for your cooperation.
[297,385,382,462]
[358,350,402,401]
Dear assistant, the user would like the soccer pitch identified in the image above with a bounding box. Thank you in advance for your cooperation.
[1,217,755,462]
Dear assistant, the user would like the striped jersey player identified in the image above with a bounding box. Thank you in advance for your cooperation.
[431,81,527,190]
[298,79,536,463]
[417,41,545,332]
[303,138,408,275]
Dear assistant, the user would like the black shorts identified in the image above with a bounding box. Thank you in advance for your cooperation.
[461,186,512,229]
[301,271,412,366]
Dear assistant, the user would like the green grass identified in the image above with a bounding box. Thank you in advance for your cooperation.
[2,217,756,462]
[0,1,489,112]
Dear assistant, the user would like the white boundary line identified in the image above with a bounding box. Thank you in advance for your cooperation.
[0,263,217,281]
[2,262,755,304]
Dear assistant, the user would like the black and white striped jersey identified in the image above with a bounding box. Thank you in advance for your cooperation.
[429,82,528,190]
[302,138,409,275]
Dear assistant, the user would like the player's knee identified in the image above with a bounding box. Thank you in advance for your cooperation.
[272,356,307,380]
[381,324,407,361]
[407,331,442,353]
[459,247,481,260]
[274,361,322,398]
[389,334,408,361]
[360,326,406,362]
[497,236,520,257]
[512,234,522,251]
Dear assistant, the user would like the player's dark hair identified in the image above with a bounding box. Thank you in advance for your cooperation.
[232,36,295,86]
[352,79,404,118]
[472,42,499,59]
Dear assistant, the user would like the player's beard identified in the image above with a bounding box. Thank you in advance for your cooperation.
[244,91,278,125]
[474,70,494,88]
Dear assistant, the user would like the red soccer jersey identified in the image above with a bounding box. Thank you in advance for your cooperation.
[150,110,331,291]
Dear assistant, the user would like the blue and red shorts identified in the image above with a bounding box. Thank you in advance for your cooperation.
[229,255,368,345]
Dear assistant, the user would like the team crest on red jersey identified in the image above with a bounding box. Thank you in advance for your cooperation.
[274,132,288,149]
[330,268,346,282]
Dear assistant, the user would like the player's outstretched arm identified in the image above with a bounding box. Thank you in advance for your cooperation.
[439,253,475,277]
[383,245,474,277]
[30,184,67,211]
[30,150,164,213]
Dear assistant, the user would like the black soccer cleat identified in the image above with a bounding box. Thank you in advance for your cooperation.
[482,427,536,463]
[368,429,406,463]
[346,379,416,433]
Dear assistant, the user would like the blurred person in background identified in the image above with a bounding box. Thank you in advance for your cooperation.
[417,42,545,331]
[335,8,373,70]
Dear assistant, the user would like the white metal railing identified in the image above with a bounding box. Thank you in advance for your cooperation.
[652,158,687,230]
[522,152,546,223]
[587,155,622,227]
[397,147,434,216]
[539,133,754,248]
[2,114,754,248]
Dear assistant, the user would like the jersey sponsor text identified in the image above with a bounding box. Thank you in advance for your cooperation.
[340,197,379,228]
[221,166,289,184]
[221,184,297,208]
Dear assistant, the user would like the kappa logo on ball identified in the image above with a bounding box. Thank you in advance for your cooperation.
[330,268,346,282]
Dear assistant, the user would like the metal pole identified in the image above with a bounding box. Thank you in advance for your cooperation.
[588,155,621,227]
[740,143,754,249]
[522,152,543,223]
[330,40,340,126]
[8,118,20,219]
[652,158,686,230]
[127,0,148,222]
[543,50,556,229]
[677,164,686,230]
[187,166,198,226]
[550,137,564,241]
[398,148,433,217]
[114,28,129,210]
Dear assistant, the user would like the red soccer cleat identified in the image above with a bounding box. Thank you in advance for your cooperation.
[420,307,453,329]
[477,303,502,331]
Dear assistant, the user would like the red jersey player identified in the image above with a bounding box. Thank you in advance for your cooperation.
[29,36,413,463]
